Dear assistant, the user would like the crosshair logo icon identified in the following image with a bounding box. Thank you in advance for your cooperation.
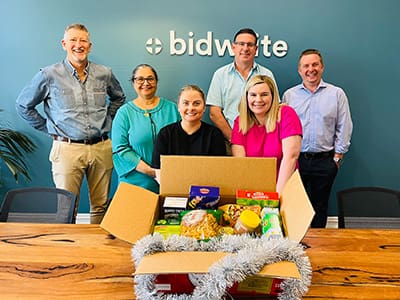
[146,38,163,55]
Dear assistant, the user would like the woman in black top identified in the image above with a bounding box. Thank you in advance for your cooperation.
[152,84,226,173]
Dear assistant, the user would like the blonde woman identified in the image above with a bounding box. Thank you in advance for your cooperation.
[231,75,302,194]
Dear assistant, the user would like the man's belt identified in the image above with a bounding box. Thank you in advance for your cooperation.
[300,150,334,159]
[52,134,108,145]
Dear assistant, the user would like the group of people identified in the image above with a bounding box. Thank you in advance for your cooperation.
[15,24,353,228]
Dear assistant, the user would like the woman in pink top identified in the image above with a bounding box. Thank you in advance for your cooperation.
[231,75,302,194]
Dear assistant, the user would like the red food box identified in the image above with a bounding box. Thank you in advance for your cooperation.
[236,190,279,208]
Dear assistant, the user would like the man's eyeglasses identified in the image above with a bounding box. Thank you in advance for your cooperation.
[134,76,156,84]
[234,41,257,48]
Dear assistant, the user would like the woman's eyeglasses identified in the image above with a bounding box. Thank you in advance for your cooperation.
[134,76,156,84]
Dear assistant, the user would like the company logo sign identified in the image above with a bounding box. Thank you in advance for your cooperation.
[146,31,288,58]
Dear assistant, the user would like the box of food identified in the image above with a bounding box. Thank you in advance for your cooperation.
[100,156,315,298]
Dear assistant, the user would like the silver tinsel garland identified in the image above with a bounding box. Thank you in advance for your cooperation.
[132,233,312,300]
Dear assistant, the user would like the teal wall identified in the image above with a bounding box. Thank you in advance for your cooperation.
[1,0,399,215]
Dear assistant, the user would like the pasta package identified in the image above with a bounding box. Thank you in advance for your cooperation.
[180,210,222,240]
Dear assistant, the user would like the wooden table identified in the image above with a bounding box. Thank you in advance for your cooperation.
[0,223,134,299]
[0,224,399,299]
[302,228,400,299]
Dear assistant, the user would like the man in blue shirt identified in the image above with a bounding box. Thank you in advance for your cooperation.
[16,23,126,224]
[282,49,353,228]
[206,28,278,152]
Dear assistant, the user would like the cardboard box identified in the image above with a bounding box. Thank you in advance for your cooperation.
[100,156,315,297]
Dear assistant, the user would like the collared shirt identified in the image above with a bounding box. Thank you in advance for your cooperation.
[16,59,126,140]
[282,79,353,154]
[206,62,277,127]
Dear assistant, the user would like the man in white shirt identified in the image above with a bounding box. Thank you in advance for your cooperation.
[206,28,278,151]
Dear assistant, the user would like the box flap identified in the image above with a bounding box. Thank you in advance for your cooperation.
[160,156,276,197]
[257,260,300,279]
[100,182,159,243]
[135,251,300,279]
[135,252,228,274]
[280,170,315,242]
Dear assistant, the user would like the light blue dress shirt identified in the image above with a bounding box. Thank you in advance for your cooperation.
[16,59,126,140]
[206,62,277,127]
[282,80,353,154]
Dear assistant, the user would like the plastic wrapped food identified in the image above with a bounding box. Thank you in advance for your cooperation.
[180,210,222,240]
[219,204,261,227]
[261,207,284,240]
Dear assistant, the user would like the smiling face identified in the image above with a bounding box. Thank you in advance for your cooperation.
[232,33,258,65]
[62,27,92,67]
[298,53,324,90]
[132,66,158,99]
[247,82,273,121]
[178,89,205,124]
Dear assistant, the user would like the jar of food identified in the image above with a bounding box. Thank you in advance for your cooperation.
[234,209,260,234]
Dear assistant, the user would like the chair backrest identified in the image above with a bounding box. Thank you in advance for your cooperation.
[337,187,400,228]
[0,187,78,224]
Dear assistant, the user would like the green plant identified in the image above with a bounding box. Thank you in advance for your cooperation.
[0,117,36,183]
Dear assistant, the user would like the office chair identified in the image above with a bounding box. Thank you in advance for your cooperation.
[337,187,400,228]
[0,187,78,224]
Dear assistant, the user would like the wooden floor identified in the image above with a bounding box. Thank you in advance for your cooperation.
[0,223,399,299]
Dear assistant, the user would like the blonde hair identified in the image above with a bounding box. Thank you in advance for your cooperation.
[238,75,280,134]
[178,84,205,103]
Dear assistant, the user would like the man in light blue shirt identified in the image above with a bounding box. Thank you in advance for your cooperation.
[16,24,126,223]
[282,49,353,228]
[206,28,278,149]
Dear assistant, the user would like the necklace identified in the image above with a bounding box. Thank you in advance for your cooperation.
[134,97,159,112]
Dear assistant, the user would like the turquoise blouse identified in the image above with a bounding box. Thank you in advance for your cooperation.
[111,98,180,193]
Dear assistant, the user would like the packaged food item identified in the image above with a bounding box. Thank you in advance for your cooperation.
[236,190,279,208]
[261,207,284,240]
[188,186,220,210]
[180,210,222,240]
[153,224,181,239]
[163,197,188,225]
[219,204,261,227]
[234,209,261,234]
[218,226,235,235]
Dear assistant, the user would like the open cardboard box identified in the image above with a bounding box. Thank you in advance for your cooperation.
[101,156,315,297]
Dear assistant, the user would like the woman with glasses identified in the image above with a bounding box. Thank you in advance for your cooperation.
[151,85,226,181]
[111,64,179,193]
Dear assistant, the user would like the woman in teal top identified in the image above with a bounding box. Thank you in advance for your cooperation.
[111,64,179,193]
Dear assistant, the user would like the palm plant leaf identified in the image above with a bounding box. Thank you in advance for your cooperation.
[0,128,36,182]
